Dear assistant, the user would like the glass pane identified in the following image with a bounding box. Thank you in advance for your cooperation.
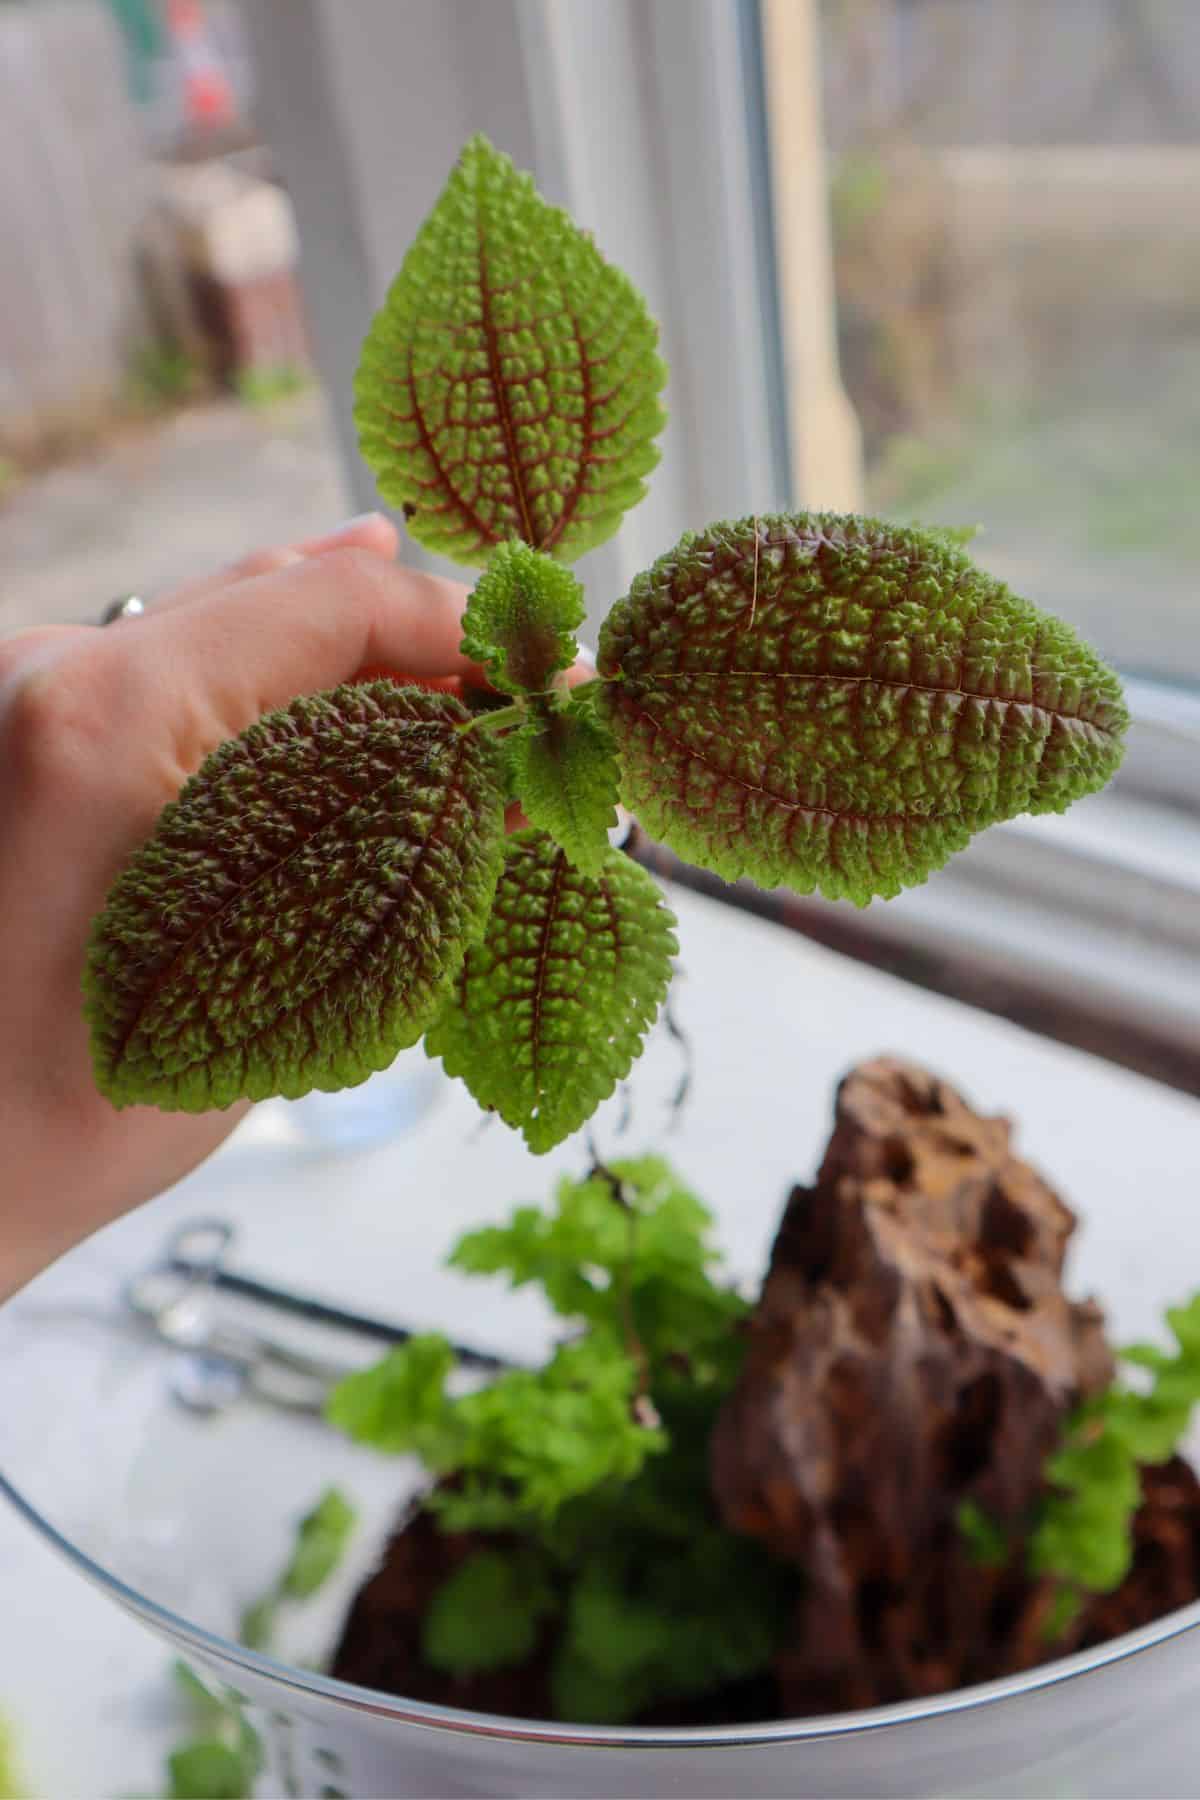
[820,0,1200,688]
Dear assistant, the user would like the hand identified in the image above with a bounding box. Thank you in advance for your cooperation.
[0,514,574,1297]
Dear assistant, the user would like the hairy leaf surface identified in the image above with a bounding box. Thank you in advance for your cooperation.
[598,512,1128,904]
[509,699,620,874]
[425,830,676,1151]
[355,134,666,565]
[460,541,584,694]
[86,682,506,1109]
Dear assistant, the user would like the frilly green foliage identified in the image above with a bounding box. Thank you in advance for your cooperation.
[460,541,585,694]
[1031,1293,1200,1607]
[326,1156,790,1723]
[355,135,666,565]
[86,683,506,1110]
[425,831,676,1151]
[330,1329,659,1532]
[598,512,1127,904]
[87,134,1127,1152]
[958,1291,1200,1631]
[508,700,620,874]
[450,1154,746,1380]
[550,1523,787,1724]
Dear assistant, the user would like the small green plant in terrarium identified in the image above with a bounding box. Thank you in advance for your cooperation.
[327,1156,792,1722]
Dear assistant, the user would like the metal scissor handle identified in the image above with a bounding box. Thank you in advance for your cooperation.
[124,1217,511,1418]
[123,1219,355,1414]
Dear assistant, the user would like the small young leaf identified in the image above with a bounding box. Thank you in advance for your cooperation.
[167,1741,253,1800]
[461,542,585,695]
[85,682,506,1110]
[356,134,667,565]
[422,1549,556,1675]
[239,1486,357,1650]
[279,1487,358,1600]
[1041,1586,1083,1642]
[509,700,620,874]
[956,1498,1009,1568]
[598,512,1128,904]
[325,1335,459,1459]
[425,830,677,1151]
[237,1594,277,1654]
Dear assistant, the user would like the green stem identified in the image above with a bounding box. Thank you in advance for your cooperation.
[459,700,526,735]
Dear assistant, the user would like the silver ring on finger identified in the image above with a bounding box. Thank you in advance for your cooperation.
[99,595,146,625]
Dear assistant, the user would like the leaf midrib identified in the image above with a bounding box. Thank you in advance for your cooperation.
[528,847,568,1114]
[607,668,1122,739]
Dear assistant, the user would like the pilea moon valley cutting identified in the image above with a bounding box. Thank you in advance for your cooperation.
[83,135,1127,1152]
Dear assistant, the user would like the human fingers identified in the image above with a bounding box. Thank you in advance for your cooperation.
[132,547,477,728]
[143,512,400,617]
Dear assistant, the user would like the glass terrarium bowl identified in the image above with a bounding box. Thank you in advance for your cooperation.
[3,880,1200,1799]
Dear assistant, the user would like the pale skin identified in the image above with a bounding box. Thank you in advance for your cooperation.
[0,514,586,1299]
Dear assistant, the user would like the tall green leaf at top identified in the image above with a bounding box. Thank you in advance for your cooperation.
[598,512,1128,905]
[356,134,667,566]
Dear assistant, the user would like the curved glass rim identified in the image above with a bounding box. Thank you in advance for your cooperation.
[5,1463,1200,1751]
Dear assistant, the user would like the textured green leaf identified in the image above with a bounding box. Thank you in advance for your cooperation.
[86,682,506,1110]
[460,541,585,695]
[509,699,619,874]
[423,1550,556,1674]
[355,134,666,565]
[598,511,1128,904]
[425,830,677,1151]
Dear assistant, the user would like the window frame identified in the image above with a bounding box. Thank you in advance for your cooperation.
[246,0,1200,1099]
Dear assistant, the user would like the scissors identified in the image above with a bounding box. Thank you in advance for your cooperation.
[124,1218,509,1417]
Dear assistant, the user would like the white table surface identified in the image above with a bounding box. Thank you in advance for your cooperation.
[3,881,1199,1799]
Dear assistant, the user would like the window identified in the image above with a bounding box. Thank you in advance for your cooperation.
[247,0,1200,1097]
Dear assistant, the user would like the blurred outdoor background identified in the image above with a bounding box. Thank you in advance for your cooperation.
[0,0,1197,685]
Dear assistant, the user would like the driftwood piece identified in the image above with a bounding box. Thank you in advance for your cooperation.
[711,1056,1113,1710]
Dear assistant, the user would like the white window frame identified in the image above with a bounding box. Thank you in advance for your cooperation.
[244,0,1200,1099]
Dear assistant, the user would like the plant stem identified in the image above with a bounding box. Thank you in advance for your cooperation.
[459,701,526,735]
[587,1145,659,1428]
